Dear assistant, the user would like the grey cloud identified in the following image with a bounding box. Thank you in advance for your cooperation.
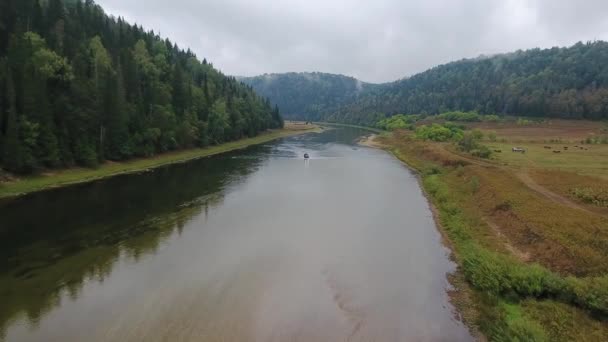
[96,0,608,83]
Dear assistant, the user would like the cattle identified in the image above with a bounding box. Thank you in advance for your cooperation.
[553,150,561,153]
[543,146,552,149]
[512,147,526,153]
[494,150,502,153]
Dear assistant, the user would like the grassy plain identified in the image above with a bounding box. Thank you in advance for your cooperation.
[0,125,321,200]
[375,119,608,341]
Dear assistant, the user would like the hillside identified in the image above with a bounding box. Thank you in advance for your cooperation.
[239,72,380,121]
[244,42,608,125]
[332,42,608,124]
[0,0,283,175]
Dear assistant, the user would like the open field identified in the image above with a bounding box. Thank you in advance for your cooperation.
[375,119,608,341]
[0,125,321,200]
[472,119,608,142]
[485,142,608,178]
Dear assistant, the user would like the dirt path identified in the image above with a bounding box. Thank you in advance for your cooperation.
[442,144,597,215]
[482,217,531,262]
[516,171,595,215]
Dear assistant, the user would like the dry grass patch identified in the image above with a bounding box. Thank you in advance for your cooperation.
[472,119,605,142]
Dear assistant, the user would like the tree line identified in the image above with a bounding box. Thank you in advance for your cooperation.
[328,41,608,124]
[244,42,608,126]
[240,72,379,122]
[0,0,283,174]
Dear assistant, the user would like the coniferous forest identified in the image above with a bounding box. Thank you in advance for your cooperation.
[239,72,379,122]
[244,42,608,125]
[0,0,283,175]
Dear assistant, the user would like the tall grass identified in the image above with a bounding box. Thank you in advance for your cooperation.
[424,174,608,314]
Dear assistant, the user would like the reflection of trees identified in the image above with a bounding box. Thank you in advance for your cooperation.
[0,146,269,336]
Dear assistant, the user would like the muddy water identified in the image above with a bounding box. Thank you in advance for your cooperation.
[0,127,472,341]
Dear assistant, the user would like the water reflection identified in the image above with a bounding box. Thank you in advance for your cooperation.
[0,127,472,341]
[0,144,272,337]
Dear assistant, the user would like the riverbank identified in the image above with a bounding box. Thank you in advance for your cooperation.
[0,125,321,200]
[366,128,608,341]
[371,128,608,341]
[317,122,385,133]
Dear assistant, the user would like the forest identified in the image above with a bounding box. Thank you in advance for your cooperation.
[239,72,379,122]
[328,41,608,124]
[245,42,608,125]
[0,0,283,175]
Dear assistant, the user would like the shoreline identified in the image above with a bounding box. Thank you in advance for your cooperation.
[365,130,608,341]
[358,134,482,339]
[0,126,321,201]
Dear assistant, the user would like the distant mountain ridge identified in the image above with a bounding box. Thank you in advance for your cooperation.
[242,41,608,124]
[239,72,382,121]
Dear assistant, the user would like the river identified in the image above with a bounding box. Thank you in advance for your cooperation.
[0,127,472,341]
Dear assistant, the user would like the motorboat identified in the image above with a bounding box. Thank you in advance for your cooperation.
[304,153,310,159]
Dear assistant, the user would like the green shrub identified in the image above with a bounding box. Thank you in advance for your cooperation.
[471,146,493,159]
[488,131,498,142]
[415,124,463,141]
[566,275,608,315]
[438,111,482,122]
[517,118,532,126]
[376,114,423,130]
[570,188,608,207]
[457,131,493,159]
[484,115,501,122]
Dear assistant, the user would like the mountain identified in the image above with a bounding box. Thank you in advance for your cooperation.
[244,42,608,125]
[328,41,608,125]
[0,0,282,175]
[239,72,381,121]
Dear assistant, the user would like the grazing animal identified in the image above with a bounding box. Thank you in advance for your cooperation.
[544,146,552,149]
[553,150,561,153]
[512,147,526,153]
[494,150,502,153]
[564,146,568,150]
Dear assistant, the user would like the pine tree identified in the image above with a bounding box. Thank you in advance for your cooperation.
[104,65,130,160]
[0,0,282,174]
[2,70,23,172]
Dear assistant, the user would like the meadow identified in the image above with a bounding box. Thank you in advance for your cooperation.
[377,119,608,341]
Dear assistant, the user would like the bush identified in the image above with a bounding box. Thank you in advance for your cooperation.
[376,114,422,130]
[415,124,463,141]
[484,115,501,122]
[471,145,493,159]
[566,275,608,315]
[517,118,532,126]
[438,111,482,122]
[570,187,608,207]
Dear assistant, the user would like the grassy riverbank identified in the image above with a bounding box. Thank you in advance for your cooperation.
[0,125,321,200]
[372,120,608,341]
[317,122,385,133]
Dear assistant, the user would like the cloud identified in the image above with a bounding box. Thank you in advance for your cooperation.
[96,0,608,83]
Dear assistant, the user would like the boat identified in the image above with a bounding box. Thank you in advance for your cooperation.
[304,153,310,159]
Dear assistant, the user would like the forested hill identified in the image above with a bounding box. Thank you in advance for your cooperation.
[239,72,380,121]
[327,41,608,125]
[0,0,283,175]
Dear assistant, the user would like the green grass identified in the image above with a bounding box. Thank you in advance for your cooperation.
[0,128,318,199]
[487,142,608,178]
[381,132,608,341]
[317,122,385,133]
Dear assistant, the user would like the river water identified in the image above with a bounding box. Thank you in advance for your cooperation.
[0,127,472,341]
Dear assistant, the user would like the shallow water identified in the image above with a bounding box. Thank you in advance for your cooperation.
[0,127,472,341]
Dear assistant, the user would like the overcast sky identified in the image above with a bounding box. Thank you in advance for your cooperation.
[96,0,608,83]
